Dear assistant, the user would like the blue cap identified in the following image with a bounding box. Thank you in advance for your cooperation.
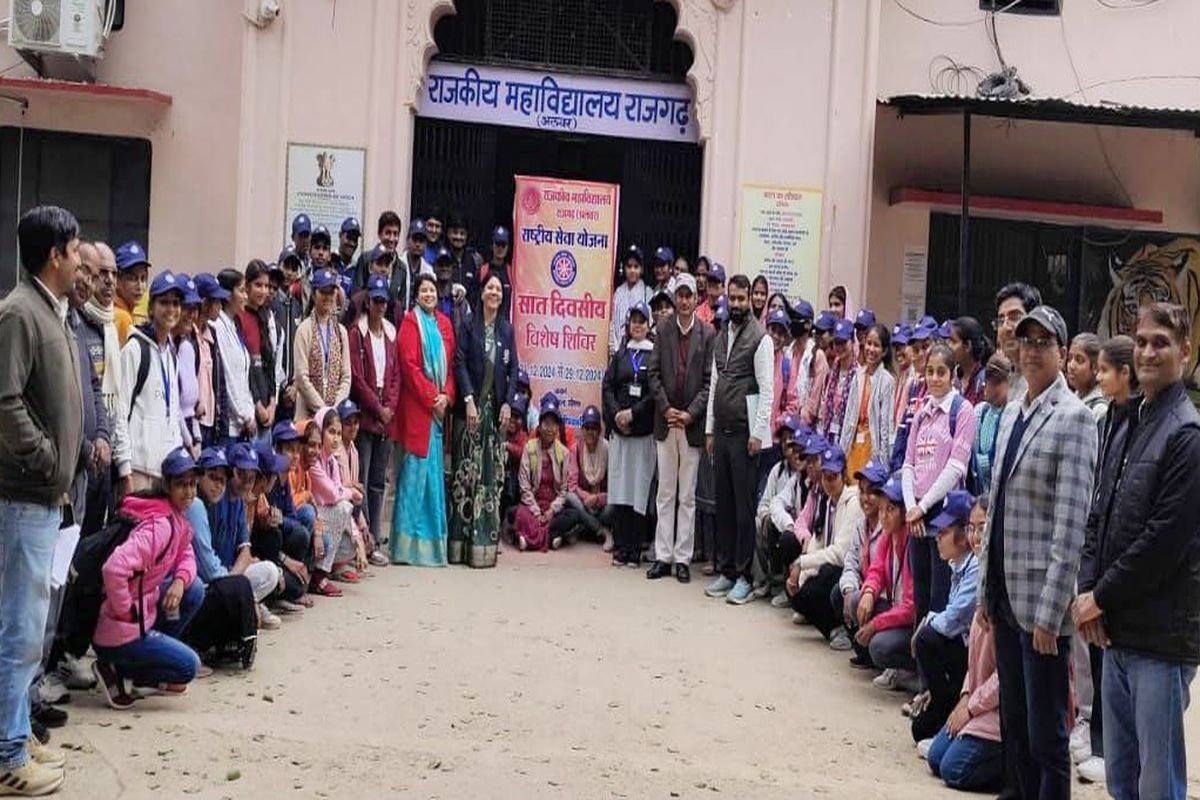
[766,308,790,330]
[178,273,202,306]
[272,420,301,444]
[511,395,529,417]
[337,399,360,420]
[892,323,912,346]
[855,308,877,329]
[714,295,729,323]
[193,273,230,302]
[803,434,828,457]
[292,213,312,236]
[149,270,185,299]
[114,241,150,272]
[820,443,847,474]
[777,413,802,436]
[369,244,394,265]
[516,368,530,388]
[791,428,810,450]
[539,392,562,423]
[227,442,259,472]
[252,441,290,476]
[277,243,301,266]
[492,226,510,245]
[832,318,854,343]
[311,268,338,291]
[434,246,453,263]
[197,447,230,472]
[161,446,200,478]
[853,458,889,488]
[408,219,427,239]
[367,274,390,301]
[654,245,674,265]
[937,321,954,340]
[911,320,937,341]
[930,489,976,532]
[708,262,726,284]
[311,224,332,244]
[918,315,938,330]
[792,299,815,322]
[624,244,644,265]
[627,301,651,324]
[877,473,906,506]
[580,405,602,428]
[815,310,837,333]
[341,217,362,235]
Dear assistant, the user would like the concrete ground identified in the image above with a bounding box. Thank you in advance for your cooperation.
[47,545,1191,799]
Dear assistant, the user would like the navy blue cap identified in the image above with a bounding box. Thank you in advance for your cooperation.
[580,405,602,428]
[367,274,390,301]
[877,473,906,506]
[792,299,815,321]
[930,489,976,532]
[855,308,877,330]
[197,447,231,472]
[193,273,230,302]
[253,441,289,476]
[624,244,644,265]
[815,310,837,333]
[708,262,726,283]
[311,268,338,291]
[937,321,954,340]
[272,420,301,444]
[178,273,201,306]
[341,217,362,235]
[150,270,185,299]
[911,320,937,341]
[627,301,651,324]
[292,213,312,236]
[161,446,200,478]
[434,246,453,263]
[114,241,150,272]
[832,318,854,343]
[337,399,360,420]
[653,245,674,265]
[492,226,510,245]
[766,308,790,331]
[408,219,427,239]
[277,243,301,266]
[918,315,939,330]
[893,323,912,345]
[714,295,729,323]
[369,244,394,264]
[311,224,332,244]
[511,395,529,417]
[853,458,890,488]
[516,368,530,388]
[803,434,828,457]
[227,442,259,471]
[539,392,562,423]
[820,443,847,474]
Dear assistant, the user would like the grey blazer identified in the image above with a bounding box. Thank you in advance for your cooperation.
[839,365,895,466]
[978,374,1098,636]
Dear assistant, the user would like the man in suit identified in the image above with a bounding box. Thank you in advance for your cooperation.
[978,304,1098,799]
[646,274,715,584]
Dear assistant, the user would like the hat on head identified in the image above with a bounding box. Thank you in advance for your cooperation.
[272,420,301,444]
[161,446,200,478]
[653,245,674,265]
[227,442,260,472]
[114,241,150,272]
[815,310,837,333]
[791,428,810,450]
[803,434,828,457]
[538,392,562,425]
[776,413,802,438]
[367,274,390,302]
[877,473,906,506]
[627,301,651,324]
[708,262,727,284]
[624,244,645,265]
[930,489,976,533]
[792,299,815,322]
[853,458,890,488]
[674,273,697,296]
[832,318,854,343]
[580,405,602,429]
[408,219,427,239]
[820,443,847,474]
[369,244,394,264]
[767,308,790,331]
[1015,305,1068,347]
[937,320,954,340]
[434,246,453,263]
[193,273,230,302]
[149,271,184,299]
[516,367,531,388]
[911,320,936,341]
[197,447,231,472]
[277,243,301,266]
[341,217,362,236]
[511,395,529,418]
[311,225,332,245]
[337,399,360,421]
[892,323,912,346]
[311,268,338,291]
[854,308,877,330]
[252,441,290,476]
[918,315,938,330]
[292,213,312,236]
[492,226,510,245]
[651,288,674,310]
[179,274,201,307]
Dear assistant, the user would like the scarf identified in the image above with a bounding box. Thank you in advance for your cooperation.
[306,313,345,407]
[821,355,855,437]
[416,307,447,391]
[80,300,123,410]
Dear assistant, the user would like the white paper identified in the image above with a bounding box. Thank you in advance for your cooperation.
[51,524,81,590]
[901,247,928,324]
[745,393,760,431]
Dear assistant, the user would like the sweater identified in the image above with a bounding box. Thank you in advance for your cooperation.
[958,614,1001,742]
[862,529,914,632]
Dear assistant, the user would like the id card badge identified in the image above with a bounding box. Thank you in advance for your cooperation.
[629,384,643,398]
[856,431,866,444]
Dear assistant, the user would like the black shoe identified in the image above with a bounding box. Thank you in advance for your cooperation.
[31,703,67,728]
[31,718,49,745]
[848,653,873,670]
[675,563,691,584]
[646,561,671,580]
[240,637,257,670]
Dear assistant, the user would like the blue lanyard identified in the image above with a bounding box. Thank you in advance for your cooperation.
[159,344,172,416]
[628,350,645,374]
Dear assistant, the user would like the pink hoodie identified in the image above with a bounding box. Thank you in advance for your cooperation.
[308,407,352,507]
[861,528,914,632]
[94,495,196,649]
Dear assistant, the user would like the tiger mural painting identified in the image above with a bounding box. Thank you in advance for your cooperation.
[1098,237,1200,381]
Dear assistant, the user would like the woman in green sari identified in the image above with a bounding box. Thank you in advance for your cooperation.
[450,273,520,567]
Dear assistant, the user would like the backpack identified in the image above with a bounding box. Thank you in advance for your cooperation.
[128,337,152,422]
[889,390,963,474]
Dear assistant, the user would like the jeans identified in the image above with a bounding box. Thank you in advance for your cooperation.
[94,632,201,687]
[154,574,206,639]
[357,431,392,544]
[927,727,1004,792]
[713,430,759,582]
[845,593,915,669]
[788,564,842,639]
[1103,648,1196,800]
[991,597,1072,800]
[0,501,61,769]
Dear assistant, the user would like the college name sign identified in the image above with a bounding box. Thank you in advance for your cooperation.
[417,62,698,144]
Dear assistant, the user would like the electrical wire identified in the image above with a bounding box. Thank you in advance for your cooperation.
[1094,0,1163,8]
[892,0,1025,27]
[1059,74,1200,100]
[928,55,987,96]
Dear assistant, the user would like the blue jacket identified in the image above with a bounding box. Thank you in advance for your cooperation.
[928,551,978,643]
[454,314,520,421]
[187,497,228,583]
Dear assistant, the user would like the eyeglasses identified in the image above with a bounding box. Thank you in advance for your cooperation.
[1018,335,1058,351]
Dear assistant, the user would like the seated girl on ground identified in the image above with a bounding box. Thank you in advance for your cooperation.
[308,407,367,586]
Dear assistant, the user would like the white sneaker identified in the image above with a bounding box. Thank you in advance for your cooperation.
[873,668,898,690]
[1077,756,1105,784]
[791,612,807,625]
[0,758,64,796]
[1069,719,1092,764]
[258,604,282,630]
[36,673,69,706]
[916,737,934,760]
[58,653,95,691]
[829,627,852,651]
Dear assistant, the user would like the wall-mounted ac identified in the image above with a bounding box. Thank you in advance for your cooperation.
[8,0,107,58]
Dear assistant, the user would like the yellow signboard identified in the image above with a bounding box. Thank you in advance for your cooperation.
[738,184,823,302]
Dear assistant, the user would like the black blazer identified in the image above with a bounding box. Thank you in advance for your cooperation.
[602,342,655,438]
[453,313,519,421]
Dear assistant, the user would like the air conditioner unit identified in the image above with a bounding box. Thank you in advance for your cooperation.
[7,0,106,59]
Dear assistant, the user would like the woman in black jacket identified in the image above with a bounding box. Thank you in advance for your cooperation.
[602,301,657,566]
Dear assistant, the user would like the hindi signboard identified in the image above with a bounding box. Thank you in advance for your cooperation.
[512,176,619,426]
[418,62,698,144]
[900,247,928,324]
[284,143,366,242]
[737,185,824,303]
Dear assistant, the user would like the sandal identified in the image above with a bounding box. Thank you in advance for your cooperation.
[333,568,361,583]
[312,578,343,597]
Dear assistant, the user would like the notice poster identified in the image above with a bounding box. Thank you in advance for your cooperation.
[738,185,823,302]
[900,247,928,324]
[512,176,619,426]
[284,143,366,241]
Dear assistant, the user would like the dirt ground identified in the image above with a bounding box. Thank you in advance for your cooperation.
[47,545,1192,799]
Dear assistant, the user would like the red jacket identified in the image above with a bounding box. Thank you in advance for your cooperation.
[390,308,456,457]
[348,316,401,436]
[862,528,914,632]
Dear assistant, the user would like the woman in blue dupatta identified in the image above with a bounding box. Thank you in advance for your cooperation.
[390,273,456,566]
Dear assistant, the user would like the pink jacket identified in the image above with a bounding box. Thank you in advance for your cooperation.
[94,495,196,649]
[960,614,1001,742]
[309,448,352,507]
[861,528,914,632]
